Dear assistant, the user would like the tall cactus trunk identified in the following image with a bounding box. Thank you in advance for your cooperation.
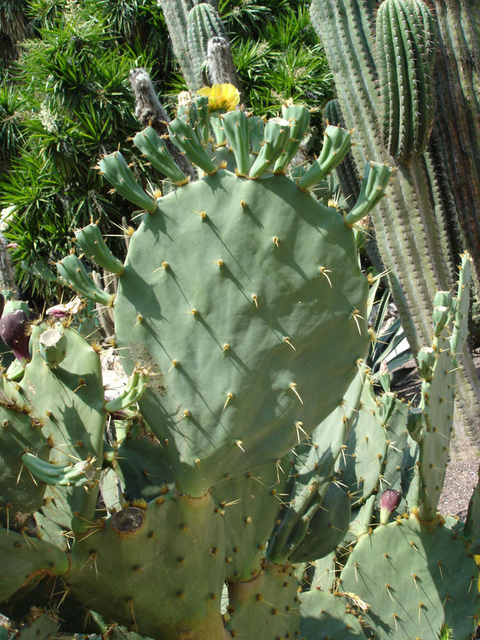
[430,0,480,286]
[310,0,480,430]
[158,0,241,96]
[157,0,198,90]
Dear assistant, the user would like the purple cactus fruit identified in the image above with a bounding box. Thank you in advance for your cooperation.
[379,489,401,524]
[0,292,4,319]
[0,309,31,362]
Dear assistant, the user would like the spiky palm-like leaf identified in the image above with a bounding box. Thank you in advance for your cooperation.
[0,2,161,301]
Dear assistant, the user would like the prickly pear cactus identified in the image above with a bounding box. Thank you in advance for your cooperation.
[94,101,387,497]
[304,253,480,640]
[1,93,478,640]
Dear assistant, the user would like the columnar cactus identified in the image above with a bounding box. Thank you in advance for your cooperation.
[0,96,478,640]
[158,0,241,95]
[310,0,480,427]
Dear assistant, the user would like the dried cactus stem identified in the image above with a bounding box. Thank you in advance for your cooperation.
[129,68,196,182]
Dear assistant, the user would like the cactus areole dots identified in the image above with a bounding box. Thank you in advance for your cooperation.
[112,132,371,495]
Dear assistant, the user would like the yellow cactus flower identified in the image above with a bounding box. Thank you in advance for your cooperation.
[197,83,240,111]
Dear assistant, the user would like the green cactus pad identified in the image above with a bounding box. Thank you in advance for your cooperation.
[336,380,388,506]
[344,161,394,226]
[377,398,409,497]
[113,416,174,503]
[299,589,366,638]
[340,516,480,640]
[57,254,114,306]
[22,452,96,487]
[114,169,369,496]
[168,117,217,174]
[67,492,226,640]
[323,99,362,208]
[465,465,480,554]
[273,104,311,175]
[10,610,59,640]
[267,477,331,566]
[38,325,67,369]
[133,127,188,186]
[298,124,353,189]
[342,493,376,549]
[451,253,473,362]
[99,152,157,212]
[267,369,364,564]
[104,366,149,412]
[192,95,210,145]
[290,482,351,563]
[0,526,69,602]
[417,347,436,381]
[75,223,125,275]
[249,118,292,178]
[249,116,265,154]
[0,402,49,529]
[417,331,457,521]
[210,458,290,582]
[309,550,338,592]
[221,110,251,176]
[6,324,106,533]
[226,560,300,640]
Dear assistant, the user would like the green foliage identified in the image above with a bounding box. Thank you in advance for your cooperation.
[0,0,333,305]
[227,2,333,119]
[0,0,173,301]
[0,83,25,169]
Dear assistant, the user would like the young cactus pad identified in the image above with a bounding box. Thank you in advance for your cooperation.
[88,105,378,497]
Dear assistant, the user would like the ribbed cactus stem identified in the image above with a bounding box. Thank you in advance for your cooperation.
[310,0,480,430]
[157,0,198,91]
[376,0,436,163]
[187,3,229,91]
[207,36,242,95]
[430,0,480,285]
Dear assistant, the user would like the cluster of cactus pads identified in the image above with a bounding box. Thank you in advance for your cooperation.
[1,95,479,640]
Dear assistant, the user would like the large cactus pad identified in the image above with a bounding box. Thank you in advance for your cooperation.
[114,169,369,495]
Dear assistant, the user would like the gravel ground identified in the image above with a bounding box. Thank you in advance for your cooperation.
[438,458,478,520]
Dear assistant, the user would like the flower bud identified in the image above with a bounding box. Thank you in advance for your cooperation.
[379,489,401,524]
[417,347,436,381]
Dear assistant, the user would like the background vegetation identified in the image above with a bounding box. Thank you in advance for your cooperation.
[0,0,334,304]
